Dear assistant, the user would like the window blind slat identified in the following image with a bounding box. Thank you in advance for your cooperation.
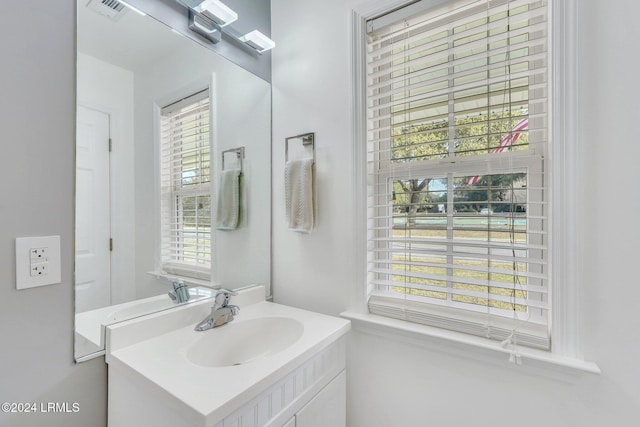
[371,266,547,293]
[368,19,547,79]
[369,0,545,41]
[371,259,548,281]
[368,70,546,117]
[368,67,547,111]
[160,121,210,137]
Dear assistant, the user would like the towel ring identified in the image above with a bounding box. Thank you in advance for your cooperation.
[285,132,315,163]
[222,147,245,172]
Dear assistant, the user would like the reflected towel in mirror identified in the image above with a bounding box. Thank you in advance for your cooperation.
[217,168,242,230]
[285,158,314,233]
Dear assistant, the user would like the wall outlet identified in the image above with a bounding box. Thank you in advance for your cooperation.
[16,236,61,290]
[30,247,49,262]
[30,263,48,277]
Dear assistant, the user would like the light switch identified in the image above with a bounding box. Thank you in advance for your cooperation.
[16,236,61,290]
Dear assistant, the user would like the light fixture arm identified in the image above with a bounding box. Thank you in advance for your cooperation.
[188,9,221,43]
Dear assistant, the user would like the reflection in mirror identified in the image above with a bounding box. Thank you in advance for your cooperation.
[75,1,271,361]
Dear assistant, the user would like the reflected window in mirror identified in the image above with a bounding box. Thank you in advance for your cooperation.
[160,89,212,280]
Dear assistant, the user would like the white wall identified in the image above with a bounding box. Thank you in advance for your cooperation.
[77,53,136,307]
[271,0,640,425]
[0,1,107,426]
[271,0,354,316]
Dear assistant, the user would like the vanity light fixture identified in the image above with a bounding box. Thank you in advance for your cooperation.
[118,0,147,16]
[177,0,237,27]
[176,0,275,53]
[238,30,275,54]
[193,0,237,27]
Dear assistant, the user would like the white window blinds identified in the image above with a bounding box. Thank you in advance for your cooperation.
[366,0,550,349]
[160,90,212,280]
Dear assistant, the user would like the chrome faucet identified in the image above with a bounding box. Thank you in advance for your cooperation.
[168,279,190,303]
[194,289,239,331]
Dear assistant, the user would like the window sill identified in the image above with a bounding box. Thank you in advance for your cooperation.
[147,271,213,288]
[341,310,600,378]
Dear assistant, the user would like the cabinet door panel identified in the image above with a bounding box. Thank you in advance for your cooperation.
[295,371,346,427]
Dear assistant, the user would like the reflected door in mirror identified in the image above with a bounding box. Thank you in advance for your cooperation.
[76,105,111,313]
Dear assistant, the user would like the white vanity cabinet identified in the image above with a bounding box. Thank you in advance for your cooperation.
[200,337,346,427]
[105,291,350,427]
[271,371,346,427]
[108,337,346,427]
[291,370,346,427]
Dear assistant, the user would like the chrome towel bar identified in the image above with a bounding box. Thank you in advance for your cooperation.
[222,146,245,172]
[285,132,315,163]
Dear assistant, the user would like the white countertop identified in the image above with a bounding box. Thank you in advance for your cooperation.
[105,291,350,426]
[76,286,214,349]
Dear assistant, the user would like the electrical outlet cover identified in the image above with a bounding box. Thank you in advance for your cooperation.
[16,236,61,289]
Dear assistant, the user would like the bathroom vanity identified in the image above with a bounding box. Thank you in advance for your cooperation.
[105,286,350,427]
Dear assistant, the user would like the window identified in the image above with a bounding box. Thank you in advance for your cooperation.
[366,0,550,349]
[160,90,212,280]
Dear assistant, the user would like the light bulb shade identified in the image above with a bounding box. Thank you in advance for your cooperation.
[194,0,237,27]
[239,30,275,53]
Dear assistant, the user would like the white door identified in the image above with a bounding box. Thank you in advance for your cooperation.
[76,105,111,312]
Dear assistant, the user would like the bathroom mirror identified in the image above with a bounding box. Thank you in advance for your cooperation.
[75,1,271,361]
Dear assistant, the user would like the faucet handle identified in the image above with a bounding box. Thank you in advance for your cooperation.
[215,288,238,297]
[214,288,238,307]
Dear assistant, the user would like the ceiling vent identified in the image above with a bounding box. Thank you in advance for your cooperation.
[86,0,129,21]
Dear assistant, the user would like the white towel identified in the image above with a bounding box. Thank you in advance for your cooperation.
[216,168,241,230]
[285,159,314,233]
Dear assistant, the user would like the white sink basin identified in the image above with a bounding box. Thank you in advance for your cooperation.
[187,317,303,367]
[105,287,351,426]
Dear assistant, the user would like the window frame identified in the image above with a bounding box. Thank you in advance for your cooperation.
[367,0,550,348]
[351,0,585,360]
